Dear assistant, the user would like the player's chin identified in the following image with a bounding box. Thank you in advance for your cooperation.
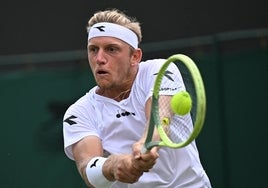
[95,79,111,88]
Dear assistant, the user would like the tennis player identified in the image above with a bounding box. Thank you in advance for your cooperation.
[63,8,211,188]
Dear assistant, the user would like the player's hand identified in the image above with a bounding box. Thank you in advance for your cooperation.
[132,140,159,172]
[104,154,144,184]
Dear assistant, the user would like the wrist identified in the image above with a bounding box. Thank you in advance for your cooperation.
[102,156,116,181]
[86,157,114,188]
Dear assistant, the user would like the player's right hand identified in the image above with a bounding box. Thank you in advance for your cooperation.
[104,154,144,184]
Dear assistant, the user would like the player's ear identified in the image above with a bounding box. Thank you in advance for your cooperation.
[131,48,142,65]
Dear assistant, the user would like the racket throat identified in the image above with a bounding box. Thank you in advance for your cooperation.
[142,141,160,152]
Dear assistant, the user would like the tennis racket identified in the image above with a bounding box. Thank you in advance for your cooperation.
[141,54,206,152]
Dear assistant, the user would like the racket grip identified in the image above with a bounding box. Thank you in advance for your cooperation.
[141,145,148,154]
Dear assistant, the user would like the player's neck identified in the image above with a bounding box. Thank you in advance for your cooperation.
[97,87,131,101]
[98,70,137,101]
[111,88,131,101]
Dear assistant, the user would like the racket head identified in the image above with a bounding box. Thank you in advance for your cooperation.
[145,54,206,150]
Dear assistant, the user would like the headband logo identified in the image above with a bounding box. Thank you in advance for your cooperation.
[94,25,105,32]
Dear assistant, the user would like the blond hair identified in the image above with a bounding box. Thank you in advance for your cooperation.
[87,9,142,44]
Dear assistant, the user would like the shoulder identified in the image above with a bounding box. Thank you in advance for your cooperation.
[139,58,166,68]
[133,59,167,97]
[64,88,96,118]
[138,58,166,76]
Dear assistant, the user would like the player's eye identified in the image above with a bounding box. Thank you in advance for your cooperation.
[107,46,119,53]
[88,46,98,53]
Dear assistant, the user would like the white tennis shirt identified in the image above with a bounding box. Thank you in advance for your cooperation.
[63,59,211,187]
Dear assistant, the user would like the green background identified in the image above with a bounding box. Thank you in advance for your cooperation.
[1,31,267,187]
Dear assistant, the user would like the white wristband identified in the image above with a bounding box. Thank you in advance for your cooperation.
[86,157,114,188]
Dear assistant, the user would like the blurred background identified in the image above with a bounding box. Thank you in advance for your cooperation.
[0,0,267,187]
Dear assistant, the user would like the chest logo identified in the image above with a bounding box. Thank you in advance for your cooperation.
[116,110,135,118]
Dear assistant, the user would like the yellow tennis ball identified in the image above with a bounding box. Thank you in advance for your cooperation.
[171,91,192,115]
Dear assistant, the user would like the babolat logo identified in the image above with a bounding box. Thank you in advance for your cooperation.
[116,110,135,118]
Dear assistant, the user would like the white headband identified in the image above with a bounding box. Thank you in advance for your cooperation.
[88,22,138,49]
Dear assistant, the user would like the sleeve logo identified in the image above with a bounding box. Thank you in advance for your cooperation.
[154,70,174,82]
[64,115,77,125]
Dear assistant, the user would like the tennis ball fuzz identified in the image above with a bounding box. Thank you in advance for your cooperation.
[171,91,192,115]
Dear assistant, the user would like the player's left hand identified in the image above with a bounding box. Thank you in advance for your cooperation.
[132,140,159,172]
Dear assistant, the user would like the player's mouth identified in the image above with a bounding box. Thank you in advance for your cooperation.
[95,69,109,77]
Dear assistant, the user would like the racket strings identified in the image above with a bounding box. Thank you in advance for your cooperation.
[158,61,198,145]
[177,62,197,123]
[168,115,193,143]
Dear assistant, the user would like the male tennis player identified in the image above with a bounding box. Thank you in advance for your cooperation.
[63,8,211,188]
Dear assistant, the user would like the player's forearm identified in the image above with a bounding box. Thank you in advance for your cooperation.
[76,158,94,187]
[78,156,115,188]
[142,121,161,142]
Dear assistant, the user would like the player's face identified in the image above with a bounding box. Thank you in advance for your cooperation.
[87,36,141,90]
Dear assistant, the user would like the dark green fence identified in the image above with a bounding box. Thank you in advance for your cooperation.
[1,28,267,188]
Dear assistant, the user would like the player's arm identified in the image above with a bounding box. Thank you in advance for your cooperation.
[139,95,172,143]
[132,97,160,164]
[72,135,107,187]
[72,135,145,187]
[145,97,161,141]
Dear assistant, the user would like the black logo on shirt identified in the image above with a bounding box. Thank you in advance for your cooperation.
[154,70,174,82]
[116,110,135,118]
[64,115,77,125]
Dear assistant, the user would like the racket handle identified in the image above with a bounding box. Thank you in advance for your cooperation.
[141,145,149,154]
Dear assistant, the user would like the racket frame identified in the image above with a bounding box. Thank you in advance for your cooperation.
[143,54,206,151]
